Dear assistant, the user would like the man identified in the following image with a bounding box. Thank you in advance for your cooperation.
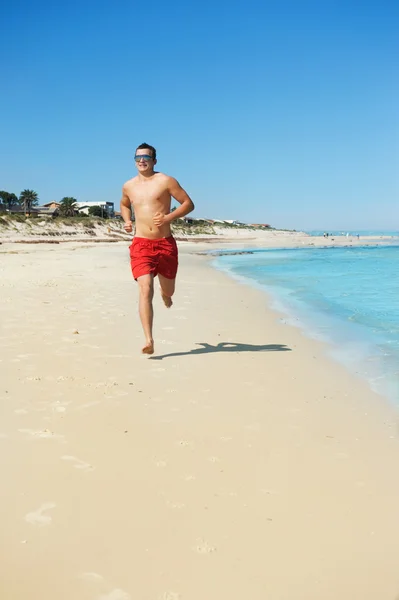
[120,143,195,355]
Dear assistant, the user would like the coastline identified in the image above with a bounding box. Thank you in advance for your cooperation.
[208,244,399,405]
[1,216,398,248]
[1,242,399,599]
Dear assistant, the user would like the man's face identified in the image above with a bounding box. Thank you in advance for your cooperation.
[134,148,155,173]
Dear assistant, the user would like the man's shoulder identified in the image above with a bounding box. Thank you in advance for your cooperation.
[123,176,138,189]
[155,172,176,185]
[154,171,169,179]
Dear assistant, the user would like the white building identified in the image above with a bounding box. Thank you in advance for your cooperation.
[76,201,114,216]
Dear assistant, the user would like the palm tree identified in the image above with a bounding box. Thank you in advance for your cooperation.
[7,193,18,208]
[0,191,19,209]
[59,197,78,217]
[19,189,39,216]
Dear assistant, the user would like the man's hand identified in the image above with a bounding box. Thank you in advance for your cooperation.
[153,212,169,227]
[123,220,133,233]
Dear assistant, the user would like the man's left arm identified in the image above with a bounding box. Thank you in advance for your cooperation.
[153,177,195,227]
[166,178,195,222]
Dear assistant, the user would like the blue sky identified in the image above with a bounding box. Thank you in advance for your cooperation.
[1,0,398,230]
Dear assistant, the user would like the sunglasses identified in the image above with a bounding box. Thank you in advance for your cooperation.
[134,154,153,162]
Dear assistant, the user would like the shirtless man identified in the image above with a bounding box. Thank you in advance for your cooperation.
[120,143,195,355]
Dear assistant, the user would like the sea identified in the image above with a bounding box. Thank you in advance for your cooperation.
[212,240,399,404]
[307,230,399,237]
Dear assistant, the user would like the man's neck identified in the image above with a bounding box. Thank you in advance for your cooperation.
[138,170,157,181]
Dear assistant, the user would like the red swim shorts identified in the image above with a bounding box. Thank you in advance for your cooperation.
[129,236,178,280]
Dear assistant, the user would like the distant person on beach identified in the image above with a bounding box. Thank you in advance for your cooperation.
[120,143,195,355]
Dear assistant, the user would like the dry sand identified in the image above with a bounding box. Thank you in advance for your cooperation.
[1,241,399,600]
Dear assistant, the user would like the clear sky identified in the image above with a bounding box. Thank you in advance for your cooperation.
[1,0,398,230]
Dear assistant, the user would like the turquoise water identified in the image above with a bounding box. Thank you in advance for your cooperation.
[213,246,399,403]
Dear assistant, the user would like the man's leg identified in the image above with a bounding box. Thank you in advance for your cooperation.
[137,274,155,354]
[158,274,175,308]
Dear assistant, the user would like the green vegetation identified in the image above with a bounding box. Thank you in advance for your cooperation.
[0,191,19,209]
[52,216,98,227]
[88,205,108,218]
[59,197,78,217]
[0,189,39,214]
[172,219,216,236]
[19,189,39,215]
[0,214,101,228]
[0,188,111,220]
[0,214,28,223]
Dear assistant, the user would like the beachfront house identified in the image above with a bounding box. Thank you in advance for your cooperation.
[33,206,59,217]
[32,202,61,217]
[1,201,61,217]
[42,202,61,210]
[76,201,115,217]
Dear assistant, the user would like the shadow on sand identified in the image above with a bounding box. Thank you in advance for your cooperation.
[150,341,292,361]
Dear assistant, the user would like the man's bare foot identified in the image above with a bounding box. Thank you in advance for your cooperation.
[142,340,154,355]
[161,293,173,308]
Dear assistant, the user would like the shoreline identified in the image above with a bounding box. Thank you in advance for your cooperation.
[1,242,399,598]
[206,246,398,406]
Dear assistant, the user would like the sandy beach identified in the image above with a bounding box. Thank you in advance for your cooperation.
[1,240,399,600]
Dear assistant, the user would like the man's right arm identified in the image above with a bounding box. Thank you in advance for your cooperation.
[120,185,133,232]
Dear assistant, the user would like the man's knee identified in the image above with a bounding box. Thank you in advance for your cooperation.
[159,276,175,297]
[163,283,175,297]
[138,278,154,299]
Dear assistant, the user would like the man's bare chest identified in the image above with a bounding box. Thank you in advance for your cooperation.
[128,184,169,207]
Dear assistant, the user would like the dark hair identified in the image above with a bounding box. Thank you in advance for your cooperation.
[136,142,156,161]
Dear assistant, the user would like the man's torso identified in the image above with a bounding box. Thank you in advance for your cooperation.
[124,172,172,239]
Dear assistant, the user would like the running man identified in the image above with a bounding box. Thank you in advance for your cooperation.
[120,143,195,355]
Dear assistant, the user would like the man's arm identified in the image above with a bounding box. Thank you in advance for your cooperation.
[165,178,195,222]
[120,185,133,232]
